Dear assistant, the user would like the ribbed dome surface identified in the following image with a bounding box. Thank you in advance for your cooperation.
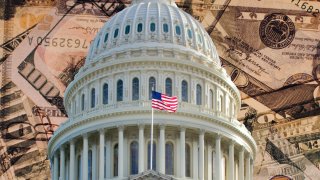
[86,0,221,66]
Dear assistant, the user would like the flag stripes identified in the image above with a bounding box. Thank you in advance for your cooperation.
[152,91,178,112]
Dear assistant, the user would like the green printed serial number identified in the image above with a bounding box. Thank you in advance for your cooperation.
[291,0,320,17]
[27,36,93,49]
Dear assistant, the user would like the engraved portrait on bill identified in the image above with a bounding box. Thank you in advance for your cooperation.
[1,0,320,179]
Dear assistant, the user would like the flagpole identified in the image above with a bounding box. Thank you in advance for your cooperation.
[150,105,154,170]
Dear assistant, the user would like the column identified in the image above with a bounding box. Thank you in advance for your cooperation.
[223,92,227,114]
[83,134,89,180]
[192,139,198,180]
[199,130,205,180]
[228,141,235,180]
[105,137,111,178]
[159,125,165,173]
[99,129,105,180]
[180,127,186,178]
[60,147,65,180]
[214,86,219,113]
[70,140,75,180]
[139,125,145,173]
[54,153,59,180]
[92,144,97,180]
[250,157,253,180]
[239,148,244,180]
[215,135,221,180]
[245,155,250,180]
[118,126,124,178]
[207,145,212,180]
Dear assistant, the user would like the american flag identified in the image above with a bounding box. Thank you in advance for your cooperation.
[152,91,178,113]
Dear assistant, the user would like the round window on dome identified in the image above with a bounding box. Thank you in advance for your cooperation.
[175,25,181,35]
[187,29,192,39]
[125,25,130,35]
[104,33,109,43]
[150,23,156,32]
[114,28,119,38]
[137,23,143,33]
[163,23,169,33]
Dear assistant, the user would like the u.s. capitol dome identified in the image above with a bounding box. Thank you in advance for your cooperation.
[48,0,257,179]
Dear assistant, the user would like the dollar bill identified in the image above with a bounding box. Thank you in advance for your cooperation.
[1,1,108,179]
[10,6,107,121]
[182,0,320,179]
[185,0,320,119]
[252,114,320,179]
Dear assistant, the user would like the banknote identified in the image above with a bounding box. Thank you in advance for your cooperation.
[180,0,320,179]
[57,0,130,16]
[10,5,107,122]
[183,0,320,120]
[1,1,108,179]
[252,113,320,179]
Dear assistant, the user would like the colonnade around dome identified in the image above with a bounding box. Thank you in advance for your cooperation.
[50,125,254,180]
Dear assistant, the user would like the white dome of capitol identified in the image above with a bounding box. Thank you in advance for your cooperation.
[86,0,220,66]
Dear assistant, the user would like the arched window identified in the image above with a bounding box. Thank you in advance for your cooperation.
[150,23,156,32]
[185,144,191,177]
[137,23,143,32]
[91,88,95,108]
[88,150,92,180]
[104,33,109,43]
[130,141,139,174]
[81,94,85,110]
[113,144,118,177]
[103,83,108,104]
[125,25,130,35]
[163,23,169,33]
[132,78,139,101]
[77,155,82,180]
[114,28,119,38]
[175,25,181,35]
[187,29,192,39]
[147,141,156,170]
[209,89,213,109]
[196,84,202,105]
[165,142,174,175]
[149,77,156,100]
[181,80,188,102]
[165,78,172,96]
[117,80,123,102]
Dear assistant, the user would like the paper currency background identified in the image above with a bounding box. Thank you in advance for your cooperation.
[0,0,319,179]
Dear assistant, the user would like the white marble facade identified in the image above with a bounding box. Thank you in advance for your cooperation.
[48,0,257,179]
